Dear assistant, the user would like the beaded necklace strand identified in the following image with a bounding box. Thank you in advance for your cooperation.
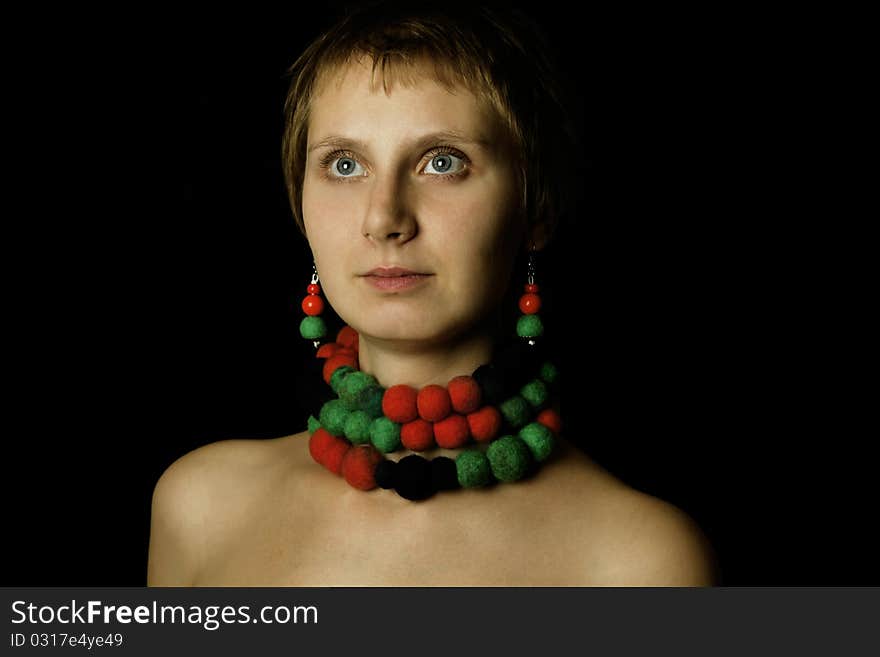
[306,326,563,500]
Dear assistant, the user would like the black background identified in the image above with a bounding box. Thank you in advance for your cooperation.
[5,3,872,585]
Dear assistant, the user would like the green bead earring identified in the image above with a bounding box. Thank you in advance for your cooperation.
[299,262,327,349]
[516,249,544,345]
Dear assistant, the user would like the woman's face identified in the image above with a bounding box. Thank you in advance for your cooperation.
[302,57,525,346]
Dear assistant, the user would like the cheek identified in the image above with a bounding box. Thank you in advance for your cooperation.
[301,177,320,243]
[302,183,346,303]
[443,187,519,271]
[302,180,356,253]
[302,177,330,236]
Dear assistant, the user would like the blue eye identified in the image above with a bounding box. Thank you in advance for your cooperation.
[333,157,363,177]
[425,153,464,175]
[318,146,469,182]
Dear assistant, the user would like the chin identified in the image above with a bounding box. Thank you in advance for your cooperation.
[357,308,486,348]
[356,316,439,343]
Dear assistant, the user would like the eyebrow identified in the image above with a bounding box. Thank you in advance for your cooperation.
[307,130,491,154]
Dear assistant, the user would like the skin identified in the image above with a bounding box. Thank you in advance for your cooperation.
[301,55,529,390]
[146,56,721,586]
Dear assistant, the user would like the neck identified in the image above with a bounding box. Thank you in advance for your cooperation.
[355,325,496,390]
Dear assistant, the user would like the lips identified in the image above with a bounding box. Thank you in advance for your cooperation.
[363,266,431,277]
[361,266,433,292]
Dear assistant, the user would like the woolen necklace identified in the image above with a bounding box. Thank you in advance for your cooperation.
[306,325,563,501]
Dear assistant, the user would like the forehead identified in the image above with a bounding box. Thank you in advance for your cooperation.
[308,56,503,140]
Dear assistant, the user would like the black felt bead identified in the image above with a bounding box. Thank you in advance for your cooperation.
[394,455,434,501]
[472,364,507,406]
[430,456,460,491]
[374,459,397,489]
[494,339,546,383]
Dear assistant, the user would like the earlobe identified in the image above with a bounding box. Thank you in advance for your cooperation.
[525,220,552,252]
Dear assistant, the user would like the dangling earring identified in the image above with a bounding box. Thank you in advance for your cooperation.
[299,262,327,349]
[516,248,544,346]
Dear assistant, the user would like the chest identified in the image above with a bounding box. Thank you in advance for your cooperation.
[193,489,594,586]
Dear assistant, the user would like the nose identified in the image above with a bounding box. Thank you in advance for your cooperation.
[360,171,418,245]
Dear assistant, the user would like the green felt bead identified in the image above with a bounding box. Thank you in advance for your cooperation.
[339,371,379,410]
[319,399,349,436]
[487,435,531,482]
[500,395,531,429]
[330,365,356,394]
[518,422,555,462]
[516,314,544,338]
[369,417,402,453]
[520,379,549,408]
[300,315,327,340]
[344,410,373,444]
[357,384,386,418]
[540,361,559,384]
[307,415,321,435]
[456,450,493,488]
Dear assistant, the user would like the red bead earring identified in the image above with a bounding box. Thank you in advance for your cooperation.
[299,262,327,349]
[516,249,544,345]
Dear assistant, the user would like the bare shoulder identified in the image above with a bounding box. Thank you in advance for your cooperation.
[544,448,719,586]
[576,462,720,586]
[147,433,301,586]
[608,493,719,585]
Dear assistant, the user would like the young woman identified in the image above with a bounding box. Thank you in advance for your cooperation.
[147,0,719,586]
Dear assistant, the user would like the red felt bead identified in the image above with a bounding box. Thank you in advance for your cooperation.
[417,385,452,422]
[336,325,359,349]
[383,385,419,423]
[519,293,542,315]
[525,283,539,294]
[400,419,435,451]
[342,444,383,490]
[448,375,482,414]
[536,408,563,435]
[307,283,321,295]
[309,428,350,474]
[433,414,470,448]
[309,427,335,464]
[467,406,502,442]
[323,353,358,384]
[323,439,350,475]
[301,295,325,316]
[315,343,339,359]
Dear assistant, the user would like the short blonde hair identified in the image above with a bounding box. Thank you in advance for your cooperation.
[281,0,578,245]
